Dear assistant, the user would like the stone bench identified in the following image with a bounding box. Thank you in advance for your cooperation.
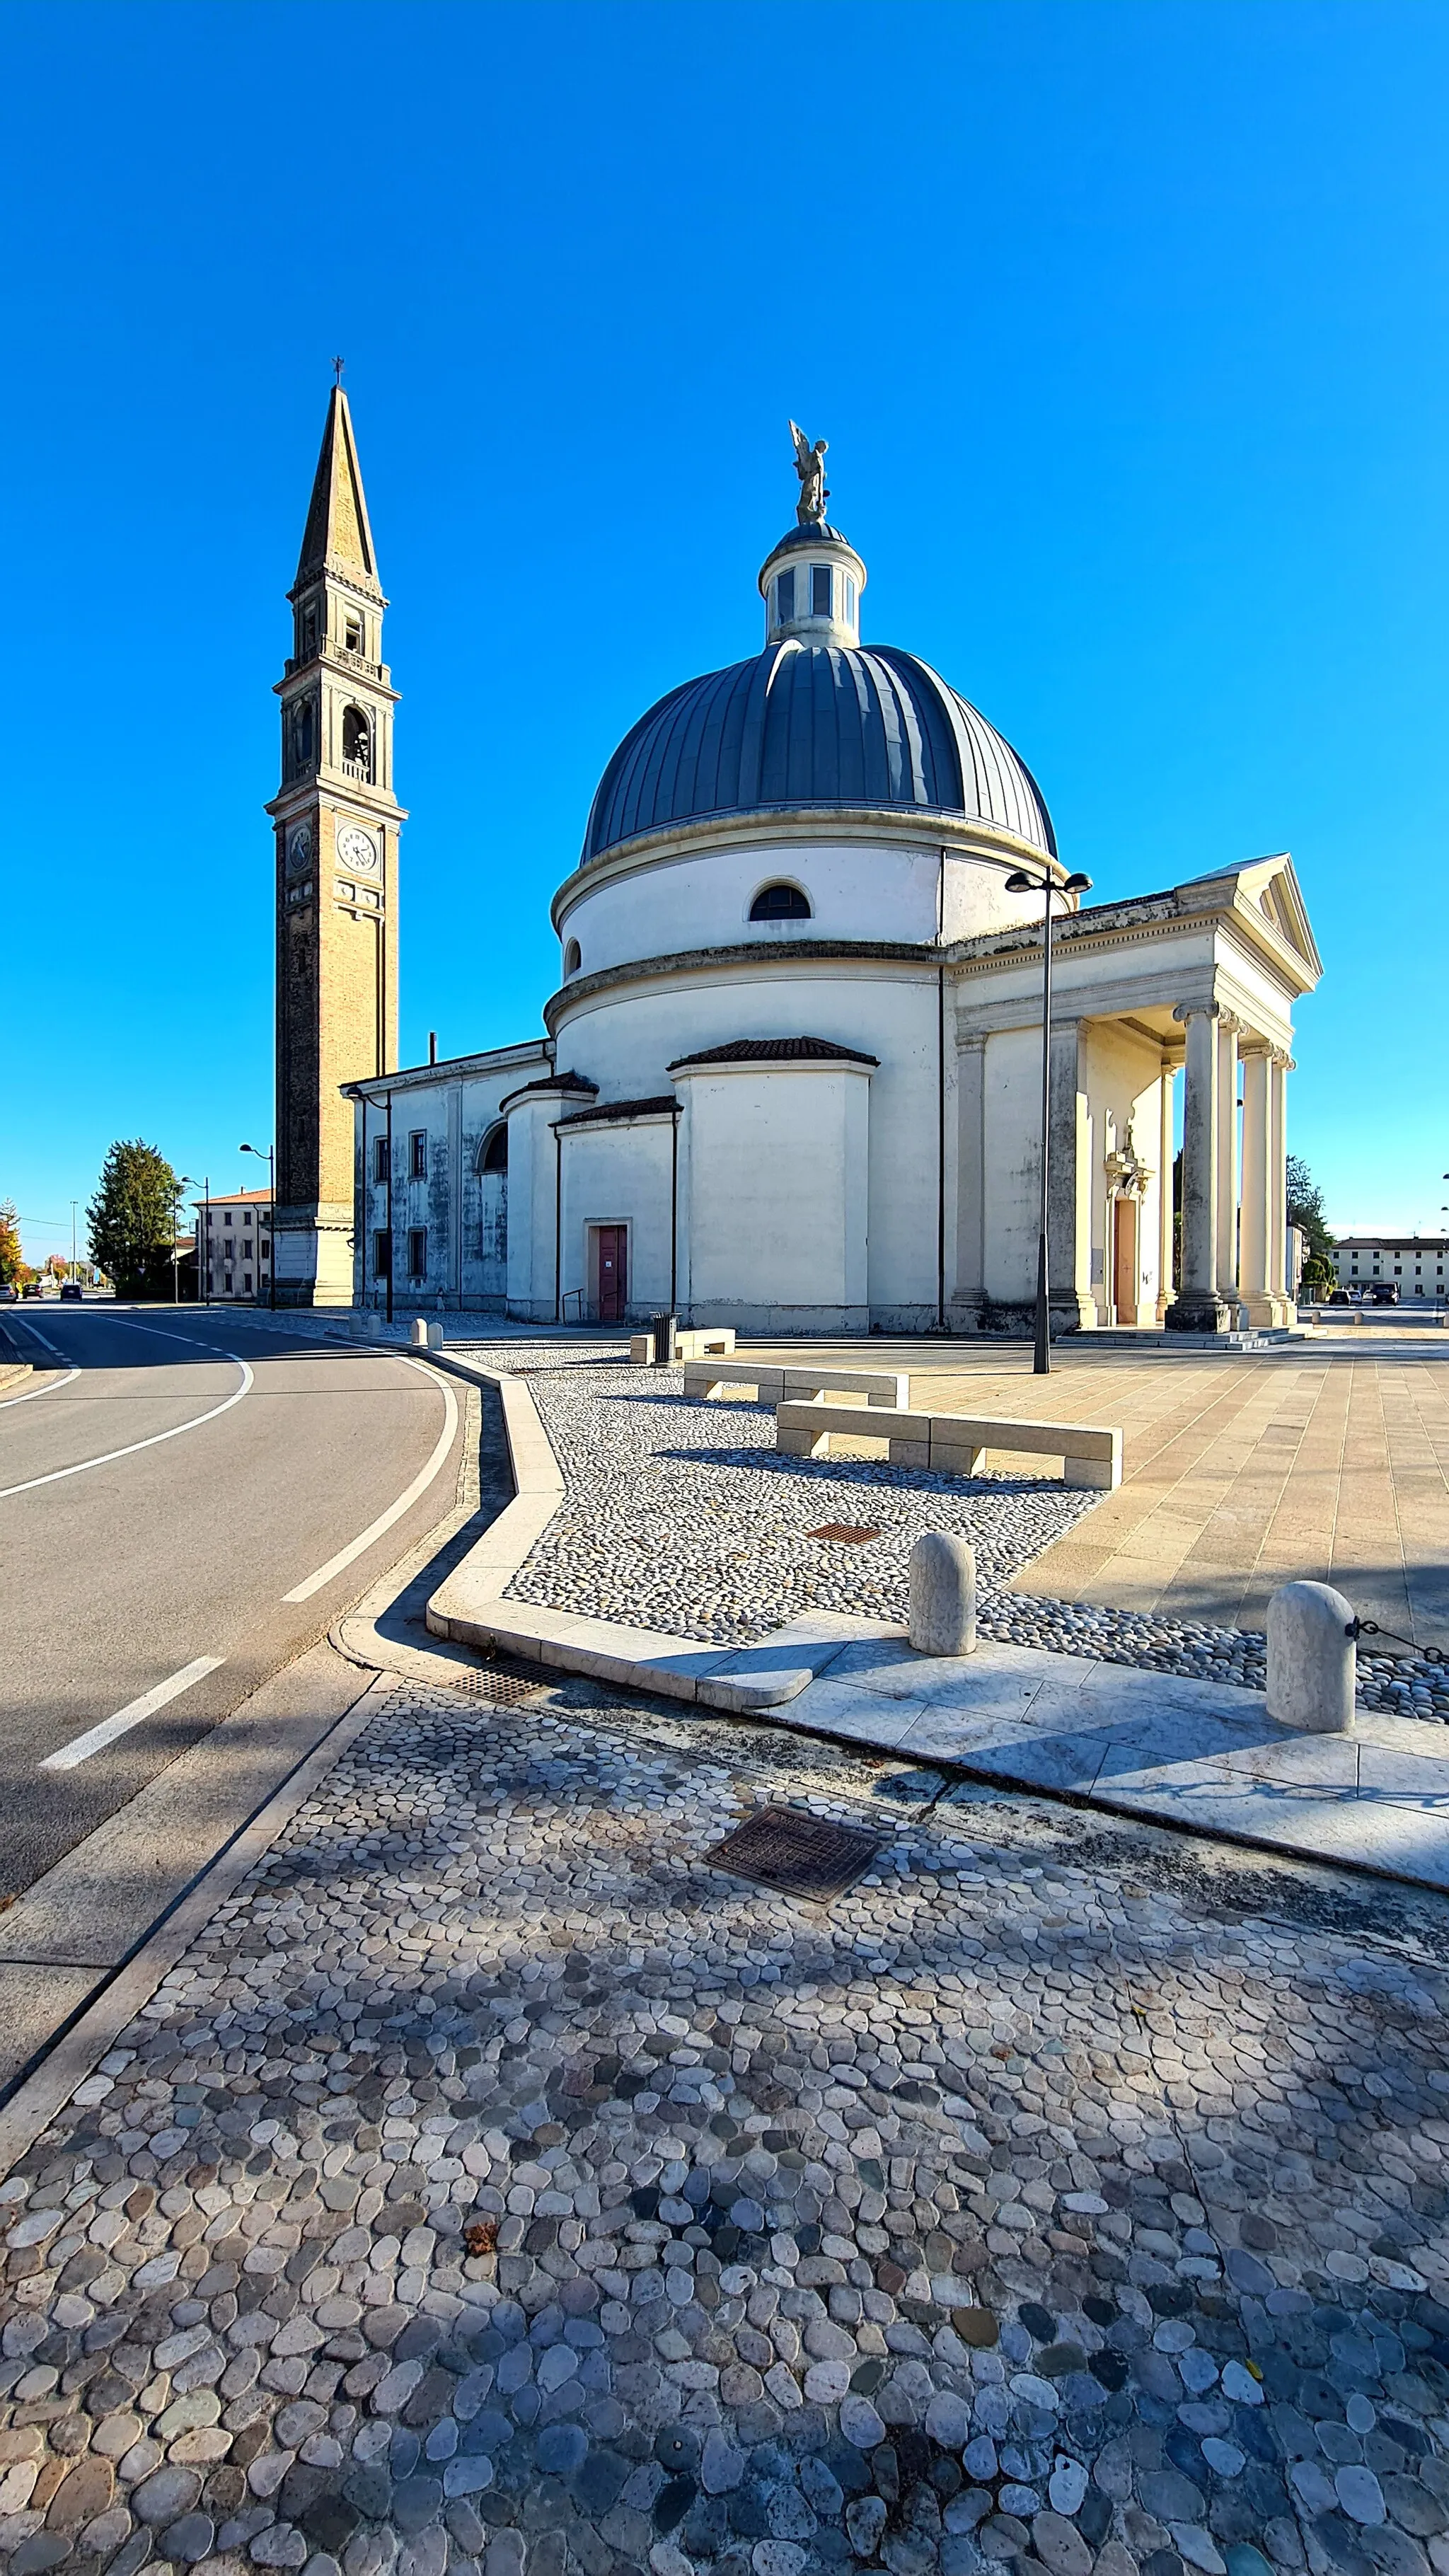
[682,1361,910,1409]
[775,1399,1122,1490]
[629,1327,736,1364]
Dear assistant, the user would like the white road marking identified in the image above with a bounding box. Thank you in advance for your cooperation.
[284,1357,459,1602]
[42,1656,226,1771]
[0,1366,81,1407]
[0,1339,254,1500]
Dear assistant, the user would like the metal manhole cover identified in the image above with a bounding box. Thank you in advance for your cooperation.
[708,1808,885,1902]
[807,1523,881,1545]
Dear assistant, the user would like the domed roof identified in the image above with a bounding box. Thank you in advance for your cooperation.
[581,639,1056,865]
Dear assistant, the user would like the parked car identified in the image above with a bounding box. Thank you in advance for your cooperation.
[1329,1288,1351,1305]
[59,1281,83,1301]
[1370,1283,1399,1304]
[21,1281,42,1298]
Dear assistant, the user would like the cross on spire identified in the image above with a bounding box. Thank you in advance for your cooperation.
[333,355,345,386]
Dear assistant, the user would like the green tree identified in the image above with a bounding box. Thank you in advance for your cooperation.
[1286,1153,1335,1265]
[0,1201,22,1289]
[86,1141,179,1299]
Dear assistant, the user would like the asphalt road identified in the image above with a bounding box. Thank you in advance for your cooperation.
[0,1302,466,1905]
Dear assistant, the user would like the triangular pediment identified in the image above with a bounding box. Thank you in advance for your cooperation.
[1174,852,1322,986]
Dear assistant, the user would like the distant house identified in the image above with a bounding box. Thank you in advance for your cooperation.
[193,1191,273,1303]
[1333,1236,1449,1301]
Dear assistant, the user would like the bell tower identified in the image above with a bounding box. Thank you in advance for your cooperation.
[266,381,404,1305]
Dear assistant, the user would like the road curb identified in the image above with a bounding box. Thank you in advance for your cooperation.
[0,1673,393,2182]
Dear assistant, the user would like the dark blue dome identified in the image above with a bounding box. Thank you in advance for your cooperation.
[582,640,1056,864]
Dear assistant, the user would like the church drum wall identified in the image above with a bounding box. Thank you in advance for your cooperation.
[548,966,944,1327]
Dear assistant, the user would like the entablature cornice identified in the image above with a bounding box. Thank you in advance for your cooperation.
[544,937,940,1036]
[947,877,1320,1000]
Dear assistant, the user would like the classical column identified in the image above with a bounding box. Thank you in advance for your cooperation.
[1238,1042,1271,1324]
[1216,1014,1241,1319]
[1271,1051,1293,1306]
[1165,1003,1231,1331]
[1156,1055,1177,1322]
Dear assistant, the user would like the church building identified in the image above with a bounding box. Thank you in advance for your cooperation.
[270,391,1322,1335]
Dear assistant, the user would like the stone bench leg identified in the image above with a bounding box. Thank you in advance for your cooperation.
[777,1427,825,1458]
[1064,1457,1119,1489]
[928,1445,987,1478]
[885,1436,930,1467]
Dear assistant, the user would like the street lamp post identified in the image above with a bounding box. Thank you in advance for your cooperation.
[240,1143,275,1309]
[172,1177,197,1304]
[1003,865,1095,1375]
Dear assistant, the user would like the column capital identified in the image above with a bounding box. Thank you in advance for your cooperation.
[1272,1049,1295,1071]
[1237,1036,1272,1059]
[1172,1001,1220,1025]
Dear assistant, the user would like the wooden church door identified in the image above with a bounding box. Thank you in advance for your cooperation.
[597,1226,627,1323]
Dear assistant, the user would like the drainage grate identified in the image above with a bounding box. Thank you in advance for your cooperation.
[708,1808,886,1902]
[807,1523,881,1546]
[446,1665,545,1707]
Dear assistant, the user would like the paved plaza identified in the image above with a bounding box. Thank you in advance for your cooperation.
[4,1666,1449,2576]
[734,1339,1449,1656]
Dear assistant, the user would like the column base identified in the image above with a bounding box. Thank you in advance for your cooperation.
[1165,1292,1235,1334]
[1242,1293,1296,1329]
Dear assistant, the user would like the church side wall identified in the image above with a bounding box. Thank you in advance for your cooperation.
[354,1050,549,1312]
[976,1027,1042,1317]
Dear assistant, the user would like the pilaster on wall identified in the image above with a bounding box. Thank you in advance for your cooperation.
[952,1035,986,1310]
[1047,1018,1095,1331]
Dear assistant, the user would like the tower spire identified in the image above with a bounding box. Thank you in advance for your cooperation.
[294,382,381,592]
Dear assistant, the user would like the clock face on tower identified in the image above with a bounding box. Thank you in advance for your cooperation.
[286,824,313,876]
[336,824,379,877]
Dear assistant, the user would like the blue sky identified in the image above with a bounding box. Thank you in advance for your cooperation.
[4,0,1446,1259]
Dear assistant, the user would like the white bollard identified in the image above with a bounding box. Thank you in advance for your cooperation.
[409,1317,429,1350]
[1266,1580,1356,1732]
[908,1533,977,1658]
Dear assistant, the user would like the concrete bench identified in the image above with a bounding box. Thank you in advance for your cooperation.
[775,1399,1122,1491]
[629,1327,736,1365]
[683,1361,910,1409]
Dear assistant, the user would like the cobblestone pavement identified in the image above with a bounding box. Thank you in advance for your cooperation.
[450,1353,1449,1725]
[5,1670,1449,2576]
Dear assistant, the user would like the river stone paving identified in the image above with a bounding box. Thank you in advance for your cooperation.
[449,1351,1449,1726]
[5,1673,1449,2576]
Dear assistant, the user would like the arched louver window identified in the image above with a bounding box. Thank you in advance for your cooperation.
[564,937,582,976]
[749,882,812,922]
[479,1124,508,1176]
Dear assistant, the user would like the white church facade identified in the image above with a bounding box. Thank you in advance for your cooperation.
[316,427,1320,1338]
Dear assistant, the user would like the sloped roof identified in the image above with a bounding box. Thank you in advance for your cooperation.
[667,1036,879,1070]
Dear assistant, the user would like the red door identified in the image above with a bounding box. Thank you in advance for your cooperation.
[597,1226,627,1323]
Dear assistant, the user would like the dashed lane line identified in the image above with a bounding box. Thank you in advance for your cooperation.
[41,1656,226,1771]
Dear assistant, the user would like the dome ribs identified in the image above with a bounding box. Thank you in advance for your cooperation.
[579,642,1056,861]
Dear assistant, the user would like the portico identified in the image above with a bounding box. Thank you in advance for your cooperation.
[948,852,1319,1336]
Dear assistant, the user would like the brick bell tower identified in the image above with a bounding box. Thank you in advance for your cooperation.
[266,381,403,1305]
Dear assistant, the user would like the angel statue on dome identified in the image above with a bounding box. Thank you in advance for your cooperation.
[790,422,829,526]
